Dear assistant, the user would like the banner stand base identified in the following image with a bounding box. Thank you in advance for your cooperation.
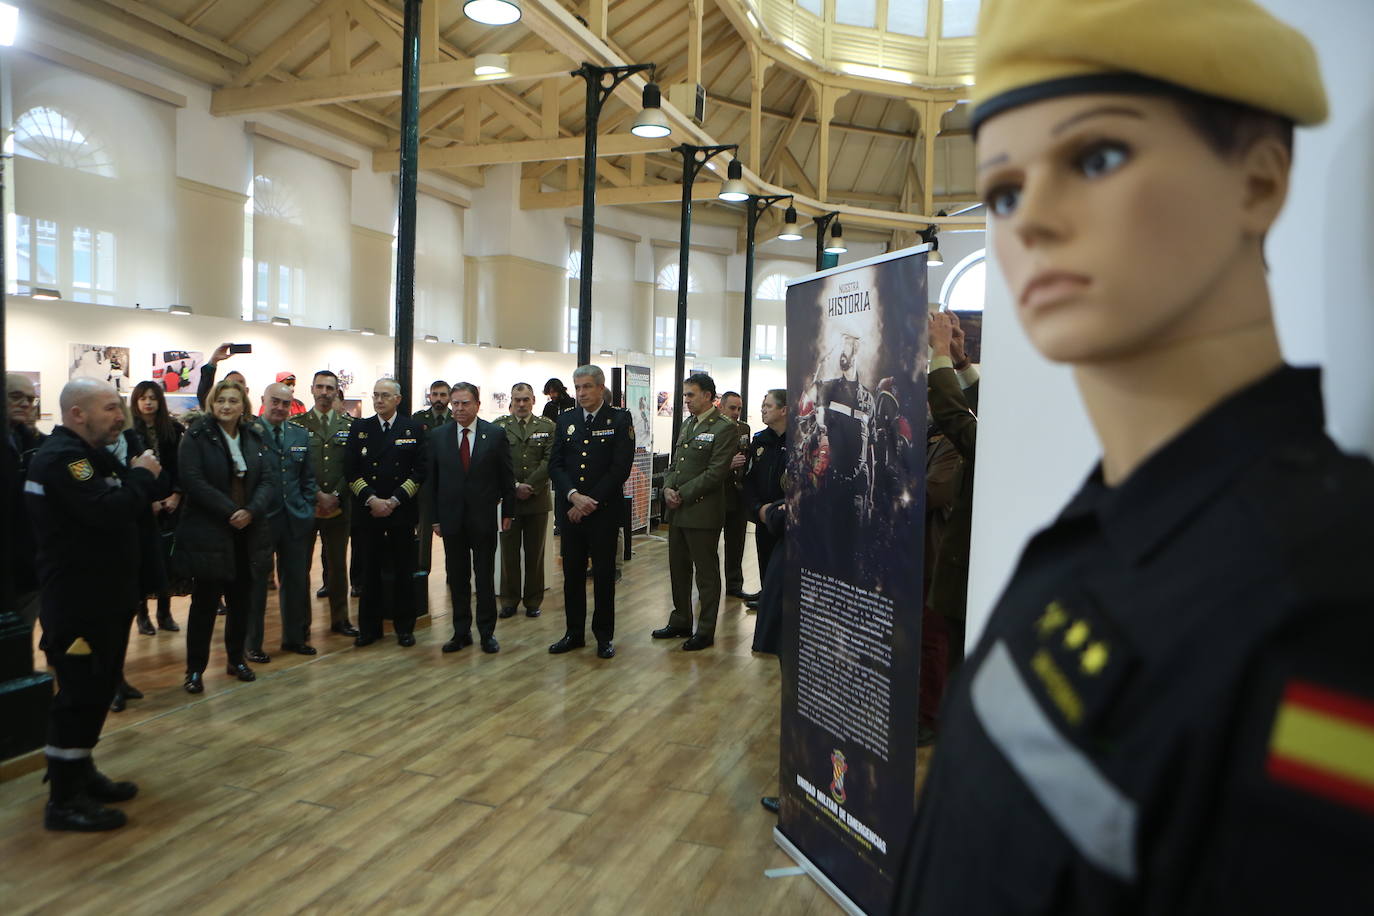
[773,826,868,916]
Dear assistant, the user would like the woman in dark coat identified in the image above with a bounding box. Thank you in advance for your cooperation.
[127,380,186,636]
[176,379,274,694]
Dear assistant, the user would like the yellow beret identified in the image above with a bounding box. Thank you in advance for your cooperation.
[972,0,1327,132]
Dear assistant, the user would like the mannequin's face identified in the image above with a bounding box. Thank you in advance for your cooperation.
[976,93,1284,365]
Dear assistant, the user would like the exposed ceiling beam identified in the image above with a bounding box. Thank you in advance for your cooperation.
[522,179,727,210]
[212,51,575,115]
[95,0,247,64]
[374,133,675,172]
[230,0,348,88]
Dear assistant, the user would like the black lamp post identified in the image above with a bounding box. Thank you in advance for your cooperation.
[392,0,422,416]
[670,143,737,448]
[740,194,792,422]
[572,62,657,367]
[812,211,844,270]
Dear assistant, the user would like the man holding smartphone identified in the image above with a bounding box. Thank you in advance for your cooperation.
[197,342,253,411]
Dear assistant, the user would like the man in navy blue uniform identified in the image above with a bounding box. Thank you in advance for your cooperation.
[344,377,427,647]
[25,379,163,831]
[547,365,633,659]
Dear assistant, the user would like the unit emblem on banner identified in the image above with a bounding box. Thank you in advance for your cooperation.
[829,749,849,804]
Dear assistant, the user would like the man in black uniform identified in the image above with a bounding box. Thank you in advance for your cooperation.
[893,1,1374,913]
[344,377,427,647]
[25,379,162,831]
[411,379,452,577]
[743,388,788,611]
[547,365,633,659]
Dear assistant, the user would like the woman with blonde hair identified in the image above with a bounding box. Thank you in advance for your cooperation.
[175,379,273,693]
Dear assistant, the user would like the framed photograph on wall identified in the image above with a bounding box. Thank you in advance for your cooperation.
[150,349,206,395]
[70,343,131,394]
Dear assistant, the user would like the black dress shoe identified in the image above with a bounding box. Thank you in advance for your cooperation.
[745,600,760,611]
[682,634,714,651]
[45,797,127,832]
[226,663,256,682]
[498,606,517,619]
[652,625,693,639]
[245,649,271,664]
[350,586,361,598]
[548,634,586,654]
[525,607,541,618]
[135,613,156,636]
[332,621,360,637]
[397,633,416,647]
[156,611,180,632]
[217,603,227,616]
[109,690,126,713]
[734,591,760,602]
[481,636,500,654]
[281,643,318,655]
[354,634,378,647]
[596,642,615,659]
[442,633,474,653]
[121,681,144,700]
[183,672,204,694]
[316,585,329,598]
[761,796,780,814]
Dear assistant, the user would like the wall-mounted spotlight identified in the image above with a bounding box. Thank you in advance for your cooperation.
[271,316,291,327]
[478,341,491,348]
[599,348,615,356]
[778,206,803,241]
[463,0,520,26]
[631,82,672,139]
[31,287,62,300]
[473,53,509,77]
[825,219,847,254]
[423,334,439,344]
[169,304,193,316]
[920,224,944,267]
[360,327,376,336]
[718,159,749,202]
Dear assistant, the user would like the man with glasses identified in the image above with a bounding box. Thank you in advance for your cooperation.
[344,378,427,647]
[8,372,45,631]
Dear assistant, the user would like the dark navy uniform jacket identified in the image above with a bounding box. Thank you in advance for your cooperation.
[744,426,786,519]
[24,426,160,642]
[547,402,633,526]
[894,367,1374,915]
[344,414,427,529]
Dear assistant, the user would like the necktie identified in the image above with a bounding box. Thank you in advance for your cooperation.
[274,425,283,451]
[586,411,594,425]
[460,426,471,471]
[383,420,390,434]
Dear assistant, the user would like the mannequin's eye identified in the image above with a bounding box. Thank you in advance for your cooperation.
[985,185,1021,217]
[1077,142,1130,178]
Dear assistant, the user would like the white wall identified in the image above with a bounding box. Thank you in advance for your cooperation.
[964,0,1374,648]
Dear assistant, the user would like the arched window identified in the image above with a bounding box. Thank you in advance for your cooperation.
[566,249,581,279]
[755,272,790,300]
[656,262,700,292]
[252,174,301,224]
[13,106,115,177]
[940,248,987,312]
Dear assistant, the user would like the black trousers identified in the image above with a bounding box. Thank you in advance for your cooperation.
[355,522,416,638]
[186,531,253,673]
[41,614,132,749]
[443,527,498,639]
[723,506,748,593]
[755,526,779,588]
[560,509,618,643]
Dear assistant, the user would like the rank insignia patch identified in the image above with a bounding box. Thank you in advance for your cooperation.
[568,424,576,435]
[67,458,94,481]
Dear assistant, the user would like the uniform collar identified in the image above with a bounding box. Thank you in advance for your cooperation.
[692,406,718,424]
[1059,365,1327,565]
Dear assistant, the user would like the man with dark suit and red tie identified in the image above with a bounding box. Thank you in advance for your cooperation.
[429,382,516,655]
[344,378,427,648]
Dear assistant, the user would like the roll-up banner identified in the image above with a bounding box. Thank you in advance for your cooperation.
[624,363,653,531]
[776,244,931,914]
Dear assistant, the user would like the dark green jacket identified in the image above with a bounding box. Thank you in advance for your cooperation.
[663,407,738,529]
[928,367,978,623]
[495,413,556,514]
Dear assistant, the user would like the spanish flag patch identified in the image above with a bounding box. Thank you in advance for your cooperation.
[1267,680,1374,814]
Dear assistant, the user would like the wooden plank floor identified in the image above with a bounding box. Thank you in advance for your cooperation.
[0,533,840,915]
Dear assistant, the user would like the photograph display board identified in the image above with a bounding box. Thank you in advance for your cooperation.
[624,364,652,531]
[69,342,131,394]
[777,246,930,914]
[150,349,205,394]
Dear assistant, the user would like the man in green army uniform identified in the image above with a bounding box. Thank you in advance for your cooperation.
[652,373,740,650]
[412,379,453,577]
[716,390,755,600]
[291,370,358,637]
[494,383,556,618]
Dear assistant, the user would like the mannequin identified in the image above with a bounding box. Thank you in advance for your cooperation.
[891,1,1374,913]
